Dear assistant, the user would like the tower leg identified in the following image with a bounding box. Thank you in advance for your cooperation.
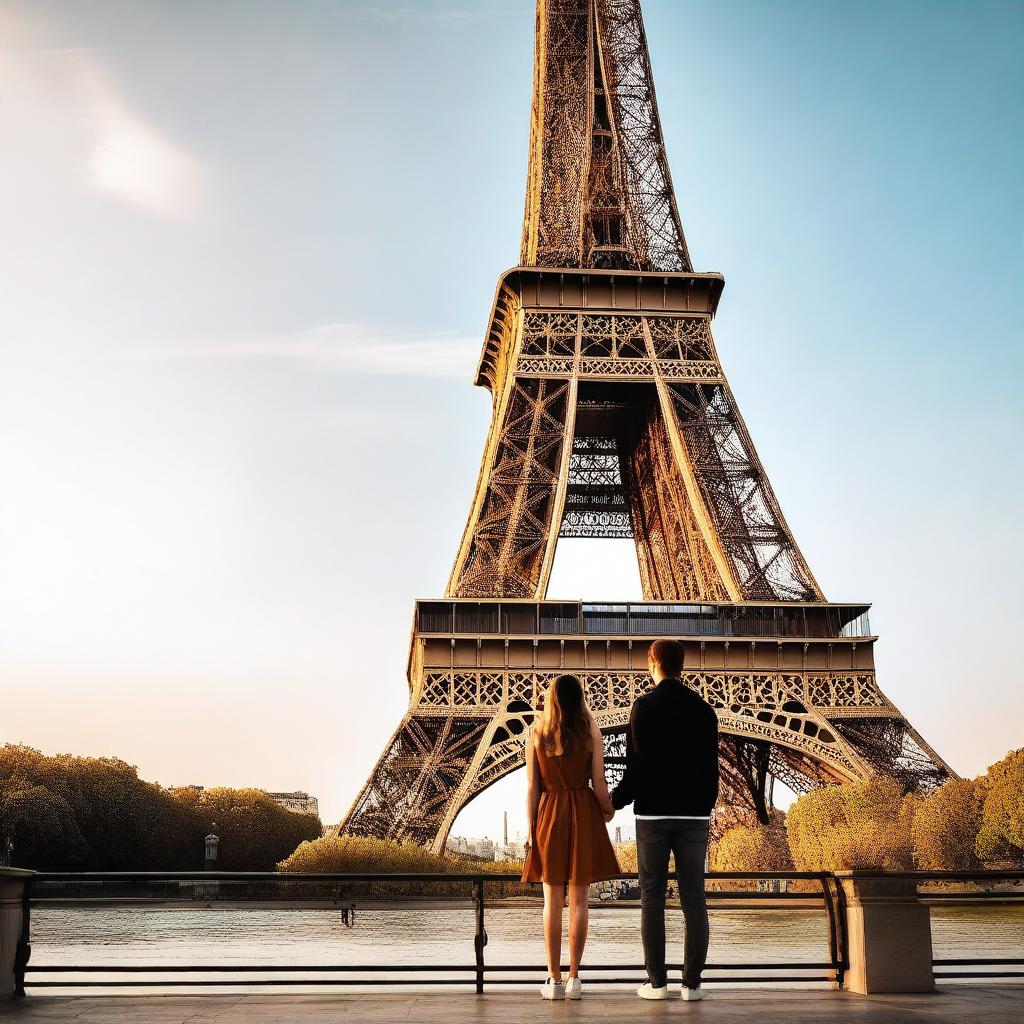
[448,376,575,599]
[728,737,773,825]
[628,391,732,601]
[338,714,497,852]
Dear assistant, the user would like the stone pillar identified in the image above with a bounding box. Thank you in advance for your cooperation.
[835,872,934,994]
[0,868,33,999]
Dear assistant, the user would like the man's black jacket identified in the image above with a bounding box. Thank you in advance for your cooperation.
[610,678,719,816]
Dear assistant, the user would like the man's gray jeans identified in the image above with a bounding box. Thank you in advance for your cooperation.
[636,818,710,989]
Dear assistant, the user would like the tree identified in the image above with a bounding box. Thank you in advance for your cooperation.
[0,775,88,869]
[172,787,321,871]
[786,777,917,871]
[912,778,983,870]
[0,744,321,871]
[976,748,1024,865]
[711,823,793,873]
[0,745,194,870]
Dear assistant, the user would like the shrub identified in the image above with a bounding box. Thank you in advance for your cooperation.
[613,840,637,874]
[278,836,528,898]
[279,835,450,874]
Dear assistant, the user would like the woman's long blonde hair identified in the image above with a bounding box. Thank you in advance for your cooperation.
[536,674,591,756]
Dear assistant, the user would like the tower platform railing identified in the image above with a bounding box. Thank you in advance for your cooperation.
[415,600,872,639]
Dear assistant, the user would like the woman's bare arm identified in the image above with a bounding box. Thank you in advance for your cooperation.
[588,713,615,821]
[525,727,542,841]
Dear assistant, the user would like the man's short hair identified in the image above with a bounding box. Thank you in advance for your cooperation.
[648,638,685,676]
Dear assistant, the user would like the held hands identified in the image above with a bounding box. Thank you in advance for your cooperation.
[600,799,615,823]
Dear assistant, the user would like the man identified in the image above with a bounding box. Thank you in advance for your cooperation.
[611,638,719,1001]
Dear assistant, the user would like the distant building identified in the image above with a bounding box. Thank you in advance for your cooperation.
[445,835,510,861]
[446,814,533,862]
[615,826,622,843]
[494,835,526,861]
[266,791,320,817]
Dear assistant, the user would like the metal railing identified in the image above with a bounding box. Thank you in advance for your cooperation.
[21,870,847,994]
[415,600,872,639]
[17,869,1023,994]
[898,870,1024,982]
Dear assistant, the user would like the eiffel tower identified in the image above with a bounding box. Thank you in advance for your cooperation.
[337,0,952,852]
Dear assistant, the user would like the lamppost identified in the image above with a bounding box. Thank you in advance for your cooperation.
[204,832,219,871]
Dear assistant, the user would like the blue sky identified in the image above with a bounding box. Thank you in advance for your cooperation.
[1,0,1021,840]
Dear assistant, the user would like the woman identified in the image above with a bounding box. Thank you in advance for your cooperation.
[522,674,620,1000]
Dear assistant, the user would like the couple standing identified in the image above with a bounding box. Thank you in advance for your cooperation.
[521,639,719,1001]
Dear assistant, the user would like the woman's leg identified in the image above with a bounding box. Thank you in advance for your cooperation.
[567,883,590,977]
[542,883,565,980]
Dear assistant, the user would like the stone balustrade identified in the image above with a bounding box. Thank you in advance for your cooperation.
[0,868,32,999]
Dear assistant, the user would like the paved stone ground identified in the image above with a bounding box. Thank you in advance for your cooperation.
[1,987,1022,1024]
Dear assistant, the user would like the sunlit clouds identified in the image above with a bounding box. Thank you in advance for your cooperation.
[0,15,204,220]
[81,61,204,220]
[118,323,480,379]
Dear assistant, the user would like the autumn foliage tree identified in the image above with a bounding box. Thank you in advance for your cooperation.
[911,778,984,870]
[0,775,86,868]
[975,748,1024,865]
[786,777,918,871]
[711,822,793,873]
[171,786,321,871]
[0,745,197,869]
[0,744,320,871]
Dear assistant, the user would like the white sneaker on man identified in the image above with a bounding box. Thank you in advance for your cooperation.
[540,978,565,1000]
[680,985,705,1001]
[637,982,668,1000]
[565,977,582,999]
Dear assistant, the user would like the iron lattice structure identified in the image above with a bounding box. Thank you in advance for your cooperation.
[336,0,953,852]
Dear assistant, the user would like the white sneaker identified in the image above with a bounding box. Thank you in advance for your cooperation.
[637,982,668,1000]
[541,978,565,1000]
[680,985,705,1001]
[565,977,582,1000]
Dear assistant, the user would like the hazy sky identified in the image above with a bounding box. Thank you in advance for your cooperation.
[2,0,1022,844]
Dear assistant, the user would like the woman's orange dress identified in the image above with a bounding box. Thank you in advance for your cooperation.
[521,740,621,885]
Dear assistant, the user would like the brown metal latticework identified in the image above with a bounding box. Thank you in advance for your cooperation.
[336,0,953,852]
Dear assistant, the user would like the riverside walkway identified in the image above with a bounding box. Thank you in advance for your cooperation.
[2,988,1023,1024]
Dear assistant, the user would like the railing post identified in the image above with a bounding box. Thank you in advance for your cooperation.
[472,876,487,994]
[819,873,847,988]
[0,868,33,999]
[835,872,934,994]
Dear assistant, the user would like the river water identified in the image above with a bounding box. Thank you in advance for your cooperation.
[27,903,1024,992]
